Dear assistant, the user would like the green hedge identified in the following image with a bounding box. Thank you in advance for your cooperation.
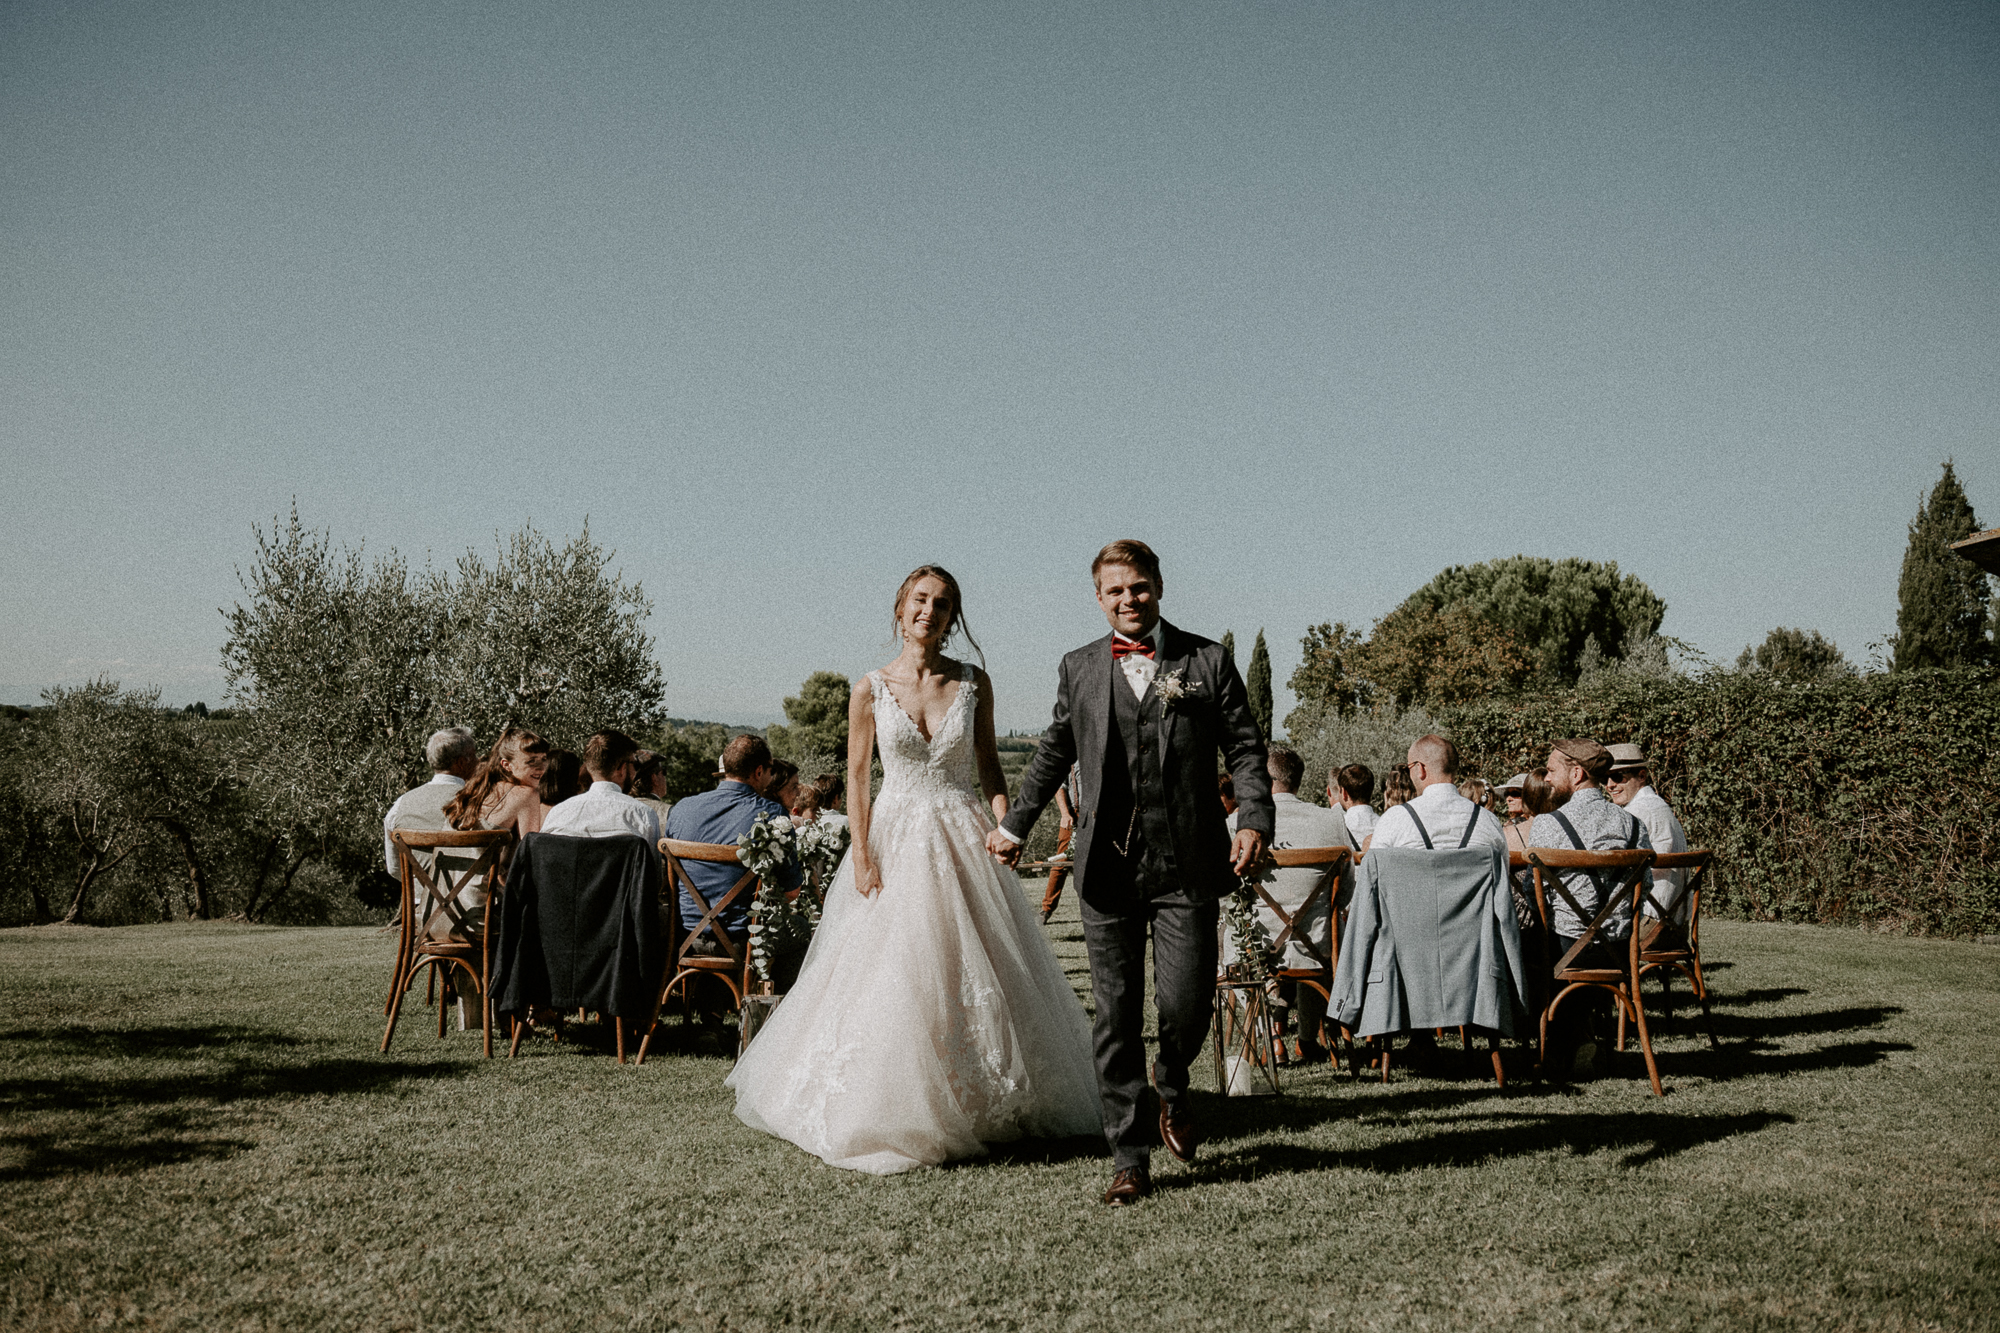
[1438,667,2000,937]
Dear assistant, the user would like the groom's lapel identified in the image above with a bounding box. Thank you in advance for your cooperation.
[1094,633,1120,768]
[1155,621,1187,768]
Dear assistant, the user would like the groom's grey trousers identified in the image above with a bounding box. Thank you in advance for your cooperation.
[1081,835,1219,1171]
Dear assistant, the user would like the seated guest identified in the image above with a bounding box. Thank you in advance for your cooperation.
[1358,735,1507,1066]
[804,772,848,831]
[1217,772,1238,818]
[767,760,803,820]
[1227,745,1349,1064]
[1526,738,1653,947]
[1370,736,1509,853]
[1363,764,1416,855]
[1604,743,1690,921]
[384,726,481,890]
[1331,764,1378,850]
[445,725,551,837]
[383,726,485,1026]
[540,732,661,843]
[1527,738,1652,1074]
[662,734,801,951]
[626,749,672,825]
[1502,770,1559,855]
[1457,777,1499,813]
[537,749,586,814]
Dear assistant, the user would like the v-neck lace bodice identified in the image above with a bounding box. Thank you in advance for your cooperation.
[869,664,978,804]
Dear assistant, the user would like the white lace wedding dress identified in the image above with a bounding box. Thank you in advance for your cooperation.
[726,664,1101,1174]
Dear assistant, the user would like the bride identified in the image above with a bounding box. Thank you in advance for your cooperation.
[726,565,1101,1173]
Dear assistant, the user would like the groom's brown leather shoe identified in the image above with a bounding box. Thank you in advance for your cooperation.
[1103,1165,1152,1206]
[1159,1102,1200,1164]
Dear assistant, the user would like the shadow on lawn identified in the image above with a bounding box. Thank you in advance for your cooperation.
[1174,1108,1796,1185]
[0,1023,468,1182]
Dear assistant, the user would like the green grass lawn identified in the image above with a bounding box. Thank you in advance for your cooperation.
[2,889,1996,1332]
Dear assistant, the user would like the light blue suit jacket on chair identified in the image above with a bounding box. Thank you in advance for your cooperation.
[1331,845,1531,1039]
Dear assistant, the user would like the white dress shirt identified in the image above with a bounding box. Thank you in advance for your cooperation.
[1370,781,1509,853]
[1625,785,1690,920]
[1343,803,1379,846]
[540,780,663,844]
[1225,792,1350,968]
[382,773,466,874]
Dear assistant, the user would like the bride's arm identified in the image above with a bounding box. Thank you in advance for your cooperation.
[972,666,1008,826]
[846,678,882,898]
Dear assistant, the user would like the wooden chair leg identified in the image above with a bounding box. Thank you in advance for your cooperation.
[380,960,412,1054]
[508,1014,527,1059]
[482,978,494,1060]
[1628,984,1664,1096]
[1488,1030,1505,1088]
[1691,961,1720,1051]
[1380,1038,1392,1084]
[615,1016,627,1065]
[437,969,451,1039]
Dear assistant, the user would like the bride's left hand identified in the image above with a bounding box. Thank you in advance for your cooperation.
[855,862,884,898]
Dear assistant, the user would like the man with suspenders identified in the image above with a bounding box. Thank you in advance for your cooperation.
[1364,735,1509,1068]
[1526,737,1652,1073]
[1367,735,1509,855]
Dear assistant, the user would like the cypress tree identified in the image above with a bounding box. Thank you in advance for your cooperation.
[1247,629,1273,741]
[1893,461,1992,670]
[1221,630,1236,665]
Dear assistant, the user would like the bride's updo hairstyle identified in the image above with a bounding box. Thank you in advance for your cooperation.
[892,564,985,665]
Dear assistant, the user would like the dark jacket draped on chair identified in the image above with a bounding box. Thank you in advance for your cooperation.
[493,833,664,1019]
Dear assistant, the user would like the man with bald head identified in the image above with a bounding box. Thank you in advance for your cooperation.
[1367,735,1508,853]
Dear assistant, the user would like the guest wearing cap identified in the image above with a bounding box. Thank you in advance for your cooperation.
[1527,738,1652,1075]
[1526,738,1653,947]
[1605,743,1690,922]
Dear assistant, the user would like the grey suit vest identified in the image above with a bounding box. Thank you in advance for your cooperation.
[1106,669,1176,879]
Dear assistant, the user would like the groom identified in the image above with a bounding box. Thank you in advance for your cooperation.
[988,539,1272,1205]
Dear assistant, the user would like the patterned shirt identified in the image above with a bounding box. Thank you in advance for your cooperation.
[1527,786,1652,939]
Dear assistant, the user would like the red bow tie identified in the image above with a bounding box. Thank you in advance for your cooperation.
[1112,638,1155,659]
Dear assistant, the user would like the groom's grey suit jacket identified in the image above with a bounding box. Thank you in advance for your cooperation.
[1003,621,1274,905]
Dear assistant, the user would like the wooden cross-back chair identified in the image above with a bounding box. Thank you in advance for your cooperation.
[1523,847,1663,1094]
[635,838,760,1064]
[1634,850,1719,1051]
[382,829,513,1058]
[1248,845,1353,1071]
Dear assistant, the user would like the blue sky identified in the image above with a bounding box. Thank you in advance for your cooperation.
[5,1,1996,731]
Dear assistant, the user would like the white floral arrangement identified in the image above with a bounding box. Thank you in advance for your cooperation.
[1154,668,1198,710]
[796,818,851,894]
[737,813,815,989]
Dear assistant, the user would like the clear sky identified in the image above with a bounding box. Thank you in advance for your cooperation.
[5,1,1996,732]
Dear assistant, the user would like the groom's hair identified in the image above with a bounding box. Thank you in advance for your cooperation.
[1266,746,1305,792]
[1092,539,1161,588]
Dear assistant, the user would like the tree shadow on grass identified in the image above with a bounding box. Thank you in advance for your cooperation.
[0,1024,468,1182]
[1163,1108,1796,1187]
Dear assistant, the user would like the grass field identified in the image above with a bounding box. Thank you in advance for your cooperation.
[2,889,1996,1332]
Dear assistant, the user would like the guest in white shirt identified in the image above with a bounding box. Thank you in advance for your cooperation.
[1329,764,1379,850]
[1369,736,1509,853]
[1227,746,1349,1064]
[382,726,480,879]
[1605,743,1690,922]
[383,727,484,1025]
[540,731,662,845]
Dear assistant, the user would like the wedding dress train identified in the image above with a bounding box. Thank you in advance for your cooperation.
[725,665,1101,1174]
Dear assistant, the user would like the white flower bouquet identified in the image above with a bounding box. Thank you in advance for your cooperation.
[738,813,815,989]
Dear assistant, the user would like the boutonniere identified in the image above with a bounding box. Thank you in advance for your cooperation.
[1154,668,1199,710]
